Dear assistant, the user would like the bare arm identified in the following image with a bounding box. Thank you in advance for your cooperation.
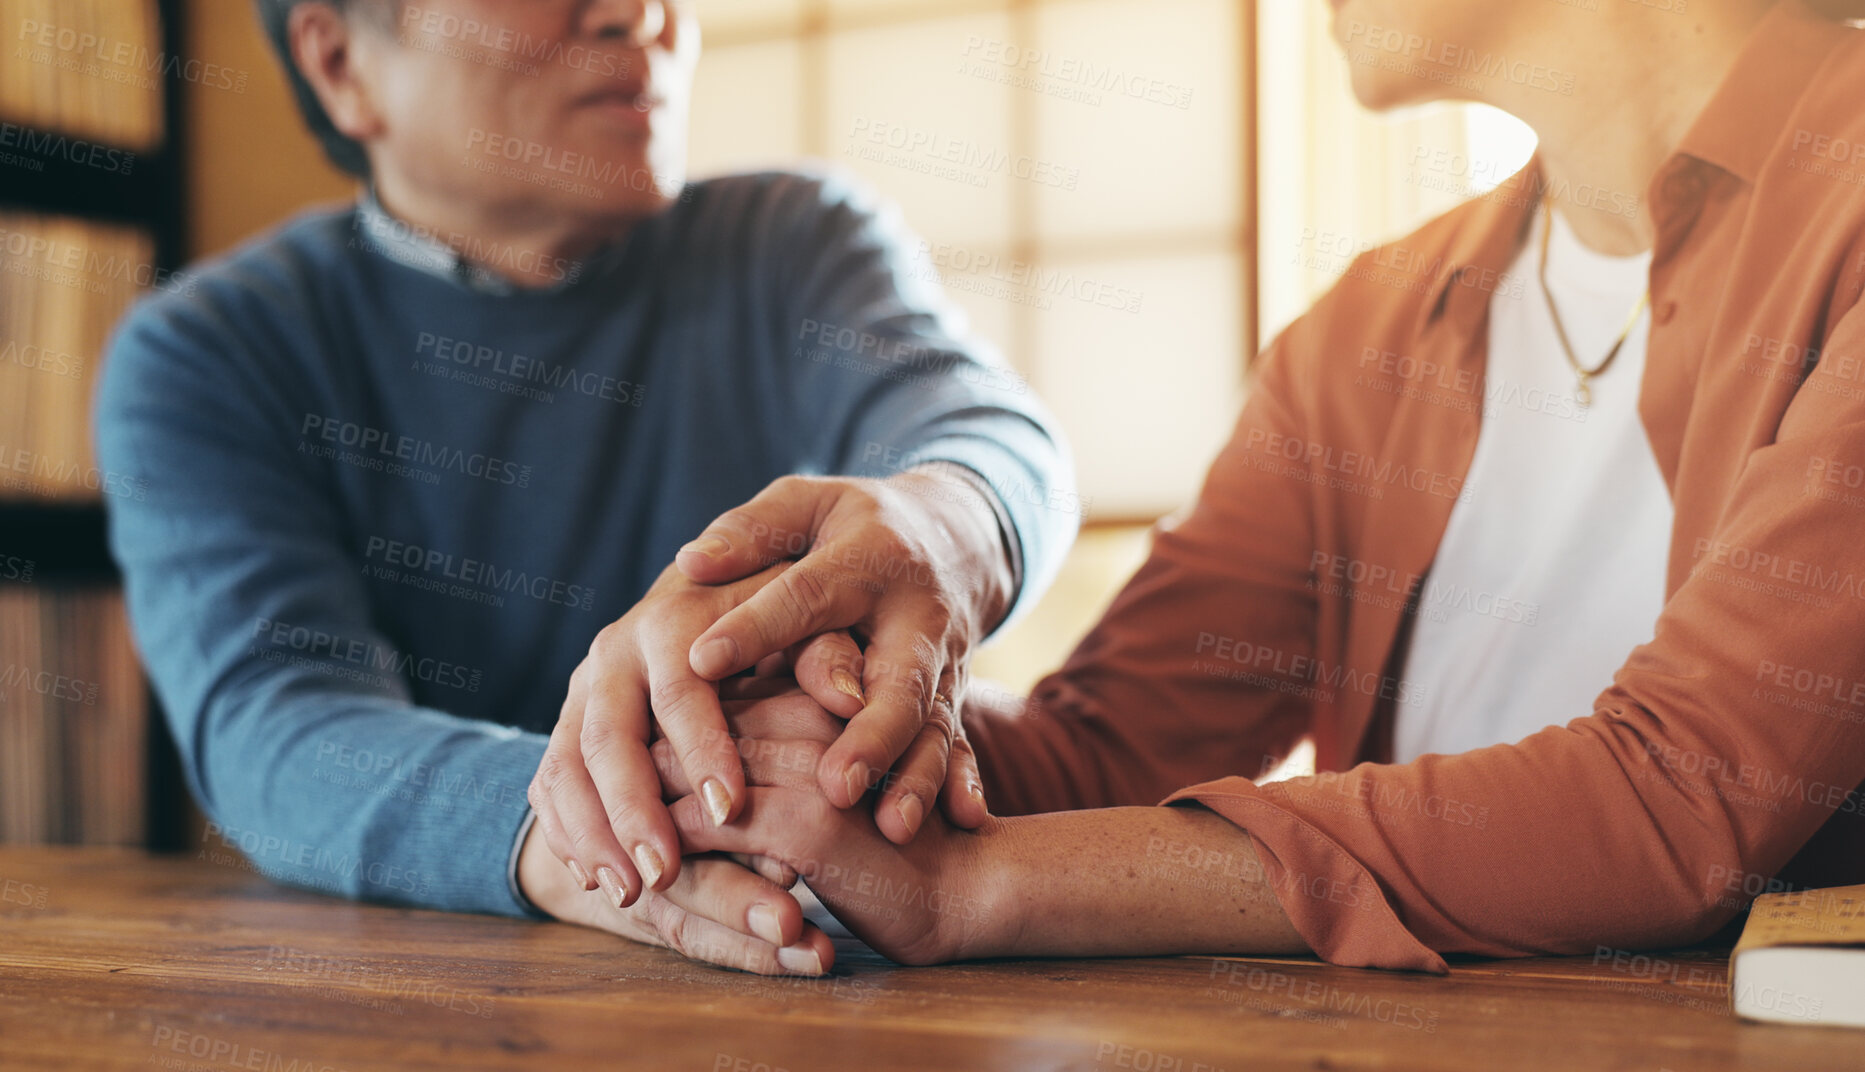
[660,733,1309,965]
[961,807,1309,960]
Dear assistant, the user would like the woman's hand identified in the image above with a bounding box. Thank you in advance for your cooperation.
[651,694,1310,967]
[657,738,999,967]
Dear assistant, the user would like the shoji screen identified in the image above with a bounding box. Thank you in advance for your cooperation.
[690,0,1254,522]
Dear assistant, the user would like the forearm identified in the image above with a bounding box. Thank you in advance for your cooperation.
[963,807,1310,960]
[196,694,547,916]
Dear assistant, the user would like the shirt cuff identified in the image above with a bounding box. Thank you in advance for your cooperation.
[507,807,552,920]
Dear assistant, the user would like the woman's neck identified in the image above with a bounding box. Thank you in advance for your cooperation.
[1494,2,1775,256]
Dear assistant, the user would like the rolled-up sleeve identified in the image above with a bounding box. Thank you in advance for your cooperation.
[1163,301,1865,972]
[968,314,1323,819]
[977,293,1865,974]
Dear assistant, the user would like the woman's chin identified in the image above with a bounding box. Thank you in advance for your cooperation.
[1346,68,1437,114]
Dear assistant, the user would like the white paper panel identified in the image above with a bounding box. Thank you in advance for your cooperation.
[1028,0,1242,243]
[822,13,1015,249]
[1031,252,1245,519]
[688,40,806,178]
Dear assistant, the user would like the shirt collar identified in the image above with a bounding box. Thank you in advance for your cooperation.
[1412,175,1540,338]
[352,189,627,296]
[1671,0,1845,186]
[353,189,522,296]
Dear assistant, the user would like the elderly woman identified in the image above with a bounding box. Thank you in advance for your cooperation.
[606,0,1865,973]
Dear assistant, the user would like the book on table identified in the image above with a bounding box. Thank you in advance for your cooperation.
[1731,883,1865,1028]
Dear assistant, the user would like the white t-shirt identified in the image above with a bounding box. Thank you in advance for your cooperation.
[1391,208,1673,764]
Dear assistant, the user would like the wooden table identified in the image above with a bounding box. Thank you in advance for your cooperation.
[1,848,1859,1072]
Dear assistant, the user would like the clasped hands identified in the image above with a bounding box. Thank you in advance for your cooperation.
[520,470,1012,975]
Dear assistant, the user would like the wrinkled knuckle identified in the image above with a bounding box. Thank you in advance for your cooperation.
[711,508,762,548]
[924,707,957,749]
[589,621,627,660]
[673,732,726,779]
[578,716,623,756]
[778,567,837,626]
[647,678,705,724]
[924,587,964,626]
[603,795,647,836]
[896,658,938,709]
[770,474,817,499]
[534,751,575,793]
[655,906,691,958]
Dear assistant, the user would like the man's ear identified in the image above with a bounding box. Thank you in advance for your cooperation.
[288,2,387,145]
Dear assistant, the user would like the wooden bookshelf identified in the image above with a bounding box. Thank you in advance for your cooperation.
[0,0,188,850]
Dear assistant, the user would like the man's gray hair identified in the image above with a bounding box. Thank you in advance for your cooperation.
[253,0,398,177]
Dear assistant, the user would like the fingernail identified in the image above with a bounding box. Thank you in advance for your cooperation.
[776,945,824,974]
[596,866,626,910]
[968,782,984,802]
[632,844,664,891]
[701,778,734,827]
[748,903,784,947]
[695,636,739,677]
[897,793,924,837]
[567,859,592,890]
[843,762,870,806]
[831,668,865,703]
[680,536,729,558]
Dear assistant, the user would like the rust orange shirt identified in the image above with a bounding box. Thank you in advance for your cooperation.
[971,0,1865,973]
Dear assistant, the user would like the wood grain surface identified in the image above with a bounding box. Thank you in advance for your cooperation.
[1,847,1860,1072]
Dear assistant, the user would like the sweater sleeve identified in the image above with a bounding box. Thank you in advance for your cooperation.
[1155,298,1865,971]
[775,172,1078,628]
[96,295,547,917]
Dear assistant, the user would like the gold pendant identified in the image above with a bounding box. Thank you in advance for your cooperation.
[1575,376,1593,407]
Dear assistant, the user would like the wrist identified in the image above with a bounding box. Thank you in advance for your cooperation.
[946,815,1029,961]
[890,466,1015,630]
[516,820,588,926]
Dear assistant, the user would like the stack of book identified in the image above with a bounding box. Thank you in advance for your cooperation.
[0,0,164,151]
[0,0,165,847]
[0,211,154,500]
[0,586,145,844]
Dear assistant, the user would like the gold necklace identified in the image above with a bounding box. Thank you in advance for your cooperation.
[1536,199,1650,407]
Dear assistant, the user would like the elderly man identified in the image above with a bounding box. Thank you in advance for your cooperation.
[97,0,1073,976]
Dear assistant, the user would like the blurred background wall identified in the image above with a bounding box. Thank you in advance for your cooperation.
[0,0,1536,845]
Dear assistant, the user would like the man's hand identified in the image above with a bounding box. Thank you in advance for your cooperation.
[516,820,835,976]
[520,691,847,976]
[528,567,868,904]
[676,470,1010,842]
